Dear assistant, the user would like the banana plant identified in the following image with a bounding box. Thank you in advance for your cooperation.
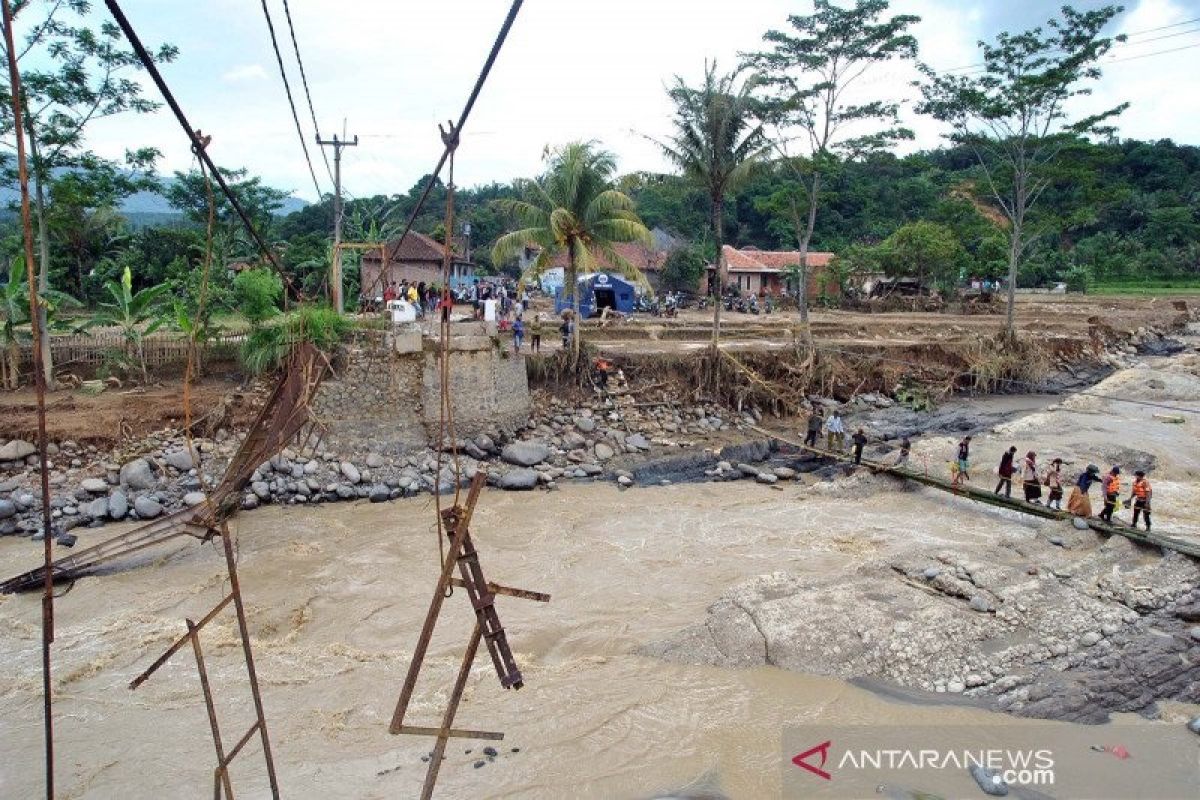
[1,257,80,389]
[86,266,173,384]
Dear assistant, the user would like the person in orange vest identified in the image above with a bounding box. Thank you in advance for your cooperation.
[1099,466,1122,523]
[1127,470,1152,531]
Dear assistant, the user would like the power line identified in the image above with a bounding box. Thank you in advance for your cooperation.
[279,0,334,186]
[807,341,1200,416]
[103,0,303,302]
[1104,41,1200,64]
[361,0,525,300]
[257,0,324,200]
[938,16,1200,74]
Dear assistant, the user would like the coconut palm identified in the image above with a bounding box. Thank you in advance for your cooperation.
[652,62,767,346]
[492,141,652,358]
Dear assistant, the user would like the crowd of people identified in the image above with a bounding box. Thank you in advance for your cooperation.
[796,409,1157,532]
[951,435,1153,531]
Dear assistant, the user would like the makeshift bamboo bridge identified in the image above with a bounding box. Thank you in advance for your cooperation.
[751,425,1200,560]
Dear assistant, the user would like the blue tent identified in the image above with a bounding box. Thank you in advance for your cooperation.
[554,272,636,318]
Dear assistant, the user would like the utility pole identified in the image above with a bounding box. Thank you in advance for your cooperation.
[316,132,358,313]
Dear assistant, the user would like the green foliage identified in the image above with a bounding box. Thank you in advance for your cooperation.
[742,0,920,314]
[876,221,966,291]
[918,4,1128,331]
[492,141,651,354]
[232,268,283,325]
[238,304,350,375]
[660,246,707,292]
[85,266,173,382]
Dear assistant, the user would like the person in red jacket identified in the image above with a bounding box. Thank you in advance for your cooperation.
[994,446,1017,498]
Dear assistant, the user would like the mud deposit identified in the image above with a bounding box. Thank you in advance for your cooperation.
[3,359,1200,798]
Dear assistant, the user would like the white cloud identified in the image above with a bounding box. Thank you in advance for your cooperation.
[220,64,268,83]
[73,0,1200,202]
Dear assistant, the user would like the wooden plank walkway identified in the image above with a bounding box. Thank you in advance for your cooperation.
[750,425,1200,560]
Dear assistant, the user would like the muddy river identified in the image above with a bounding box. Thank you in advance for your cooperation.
[3,357,1200,798]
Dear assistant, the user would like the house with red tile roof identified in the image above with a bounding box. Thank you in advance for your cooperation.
[704,245,839,299]
[359,232,475,298]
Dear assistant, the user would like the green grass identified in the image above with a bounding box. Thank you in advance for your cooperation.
[1089,280,1200,296]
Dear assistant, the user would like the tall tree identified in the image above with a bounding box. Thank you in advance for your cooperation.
[918,4,1127,336]
[492,141,651,358]
[653,61,766,346]
[0,0,176,385]
[742,0,919,330]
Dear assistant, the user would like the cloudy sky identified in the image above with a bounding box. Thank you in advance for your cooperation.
[60,0,1200,202]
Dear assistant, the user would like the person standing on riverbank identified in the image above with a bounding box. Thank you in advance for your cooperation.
[1045,458,1065,510]
[529,313,543,353]
[1067,464,1100,517]
[804,408,824,448]
[852,428,868,465]
[952,436,972,487]
[825,409,846,452]
[995,446,1017,498]
[512,316,525,354]
[1129,470,1152,531]
[1022,451,1042,503]
[1100,466,1122,523]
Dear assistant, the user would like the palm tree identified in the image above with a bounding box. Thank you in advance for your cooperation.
[492,141,651,358]
[652,62,767,346]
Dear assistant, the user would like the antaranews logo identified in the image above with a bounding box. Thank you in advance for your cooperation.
[792,740,833,781]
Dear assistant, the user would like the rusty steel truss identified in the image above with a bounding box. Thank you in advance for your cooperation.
[128,523,279,799]
[389,472,549,799]
[0,343,329,594]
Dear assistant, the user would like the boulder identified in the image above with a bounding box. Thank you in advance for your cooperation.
[339,462,362,484]
[335,484,356,500]
[107,491,128,519]
[756,472,779,485]
[252,481,271,501]
[183,491,207,507]
[624,434,650,451]
[119,458,157,491]
[772,467,797,480]
[242,494,260,510]
[500,441,551,467]
[0,498,16,519]
[575,417,596,433]
[368,484,391,502]
[81,478,108,494]
[969,764,1009,796]
[366,453,386,469]
[1080,631,1102,647]
[164,448,197,471]
[84,497,109,520]
[594,442,615,461]
[1072,517,1090,530]
[499,468,538,491]
[133,496,162,519]
[0,439,36,461]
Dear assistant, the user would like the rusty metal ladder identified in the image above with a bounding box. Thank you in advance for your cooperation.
[388,472,549,799]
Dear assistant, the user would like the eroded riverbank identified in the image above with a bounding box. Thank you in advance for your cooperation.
[2,349,1200,799]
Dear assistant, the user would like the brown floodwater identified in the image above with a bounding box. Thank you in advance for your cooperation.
[3,358,1200,798]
